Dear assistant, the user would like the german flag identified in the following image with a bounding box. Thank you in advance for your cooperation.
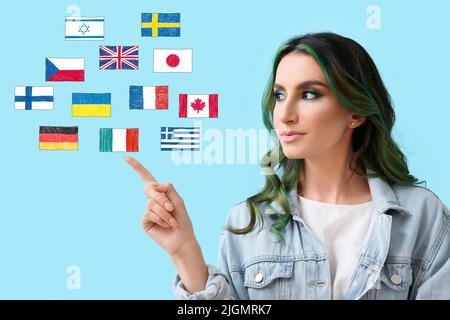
[39,126,78,150]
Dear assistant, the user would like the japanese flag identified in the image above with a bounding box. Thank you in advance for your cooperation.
[154,49,192,72]
[179,94,218,118]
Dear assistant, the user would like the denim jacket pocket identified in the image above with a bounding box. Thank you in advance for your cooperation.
[368,262,413,300]
[243,259,294,299]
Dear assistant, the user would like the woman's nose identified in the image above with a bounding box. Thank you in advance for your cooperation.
[279,98,298,124]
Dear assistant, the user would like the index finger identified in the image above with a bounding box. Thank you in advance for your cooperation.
[124,156,157,183]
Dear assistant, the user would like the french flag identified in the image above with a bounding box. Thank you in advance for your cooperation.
[46,58,85,82]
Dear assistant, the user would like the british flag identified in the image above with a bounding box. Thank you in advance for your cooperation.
[99,46,139,70]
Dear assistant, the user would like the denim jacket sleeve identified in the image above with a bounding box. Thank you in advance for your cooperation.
[172,213,241,300]
[172,263,235,300]
[413,200,450,299]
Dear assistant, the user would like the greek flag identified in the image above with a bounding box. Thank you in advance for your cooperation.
[160,127,200,151]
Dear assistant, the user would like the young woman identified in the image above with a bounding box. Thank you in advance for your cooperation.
[125,32,450,299]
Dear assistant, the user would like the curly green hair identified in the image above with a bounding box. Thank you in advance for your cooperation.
[226,32,425,242]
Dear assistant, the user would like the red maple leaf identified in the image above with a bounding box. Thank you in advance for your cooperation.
[190,98,206,113]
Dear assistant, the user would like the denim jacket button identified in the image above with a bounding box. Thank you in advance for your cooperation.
[255,273,264,283]
[391,274,401,285]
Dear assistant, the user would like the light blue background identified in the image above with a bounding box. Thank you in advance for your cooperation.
[0,0,448,299]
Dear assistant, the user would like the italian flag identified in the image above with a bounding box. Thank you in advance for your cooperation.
[99,128,139,152]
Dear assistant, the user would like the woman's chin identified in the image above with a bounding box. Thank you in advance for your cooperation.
[283,149,306,160]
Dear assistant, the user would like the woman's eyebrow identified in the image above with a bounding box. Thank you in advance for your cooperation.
[274,80,329,90]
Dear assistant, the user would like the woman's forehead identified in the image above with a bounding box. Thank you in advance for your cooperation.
[275,52,326,86]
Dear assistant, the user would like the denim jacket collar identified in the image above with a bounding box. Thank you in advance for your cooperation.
[265,167,411,218]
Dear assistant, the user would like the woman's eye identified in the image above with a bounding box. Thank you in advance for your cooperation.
[303,90,321,100]
[274,90,321,102]
[274,91,285,101]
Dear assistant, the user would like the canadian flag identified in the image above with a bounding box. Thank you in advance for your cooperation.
[154,49,192,72]
[179,94,218,118]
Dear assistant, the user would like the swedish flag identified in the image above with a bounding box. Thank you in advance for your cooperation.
[141,13,180,37]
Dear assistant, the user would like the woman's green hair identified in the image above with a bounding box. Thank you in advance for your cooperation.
[226,32,425,242]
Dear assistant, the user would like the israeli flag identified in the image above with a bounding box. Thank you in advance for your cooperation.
[65,16,105,40]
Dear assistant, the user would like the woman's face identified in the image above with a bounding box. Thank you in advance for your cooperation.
[273,51,360,160]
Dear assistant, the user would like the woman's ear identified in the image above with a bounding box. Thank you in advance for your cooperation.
[349,114,367,128]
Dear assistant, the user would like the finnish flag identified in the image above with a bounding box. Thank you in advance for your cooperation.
[15,86,54,110]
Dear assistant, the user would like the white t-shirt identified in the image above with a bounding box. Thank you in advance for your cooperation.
[298,195,375,300]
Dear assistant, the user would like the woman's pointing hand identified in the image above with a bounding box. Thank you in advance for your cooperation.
[124,156,197,258]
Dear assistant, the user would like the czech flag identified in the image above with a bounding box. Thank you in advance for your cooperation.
[46,58,85,82]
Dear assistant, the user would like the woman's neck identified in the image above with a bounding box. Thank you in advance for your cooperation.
[299,157,371,205]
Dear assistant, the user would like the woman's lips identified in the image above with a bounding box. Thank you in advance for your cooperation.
[279,132,306,143]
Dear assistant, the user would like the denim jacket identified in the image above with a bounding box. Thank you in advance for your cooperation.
[173,169,450,299]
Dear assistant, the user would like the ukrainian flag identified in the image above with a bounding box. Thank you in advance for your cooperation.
[72,93,111,117]
[141,13,180,37]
